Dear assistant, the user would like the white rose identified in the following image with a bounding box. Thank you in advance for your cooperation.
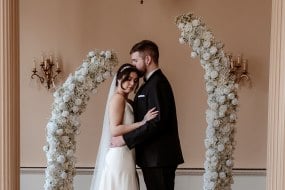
[218,144,225,151]
[77,75,85,82]
[62,111,69,117]
[178,23,185,30]
[57,155,66,164]
[43,145,49,152]
[226,159,233,167]
[56,129,64,136]
[209,46,218,55]
[192,19,200,27]
[210,70,218,79]
[75,99,82,106]
[60,172,67,179]
[88,51,95,57]
[203,40,211,48]
[96,75,103,83]
[179,37,186,44]
[228,93,235,100]
[68,83,75,91]
[103,71,111,79]
[63,94,71,103]
[202,52,211,61]
[105,51,112,59]
[231,98,238,105]
[82,61,89,68]
[67,150,74,157]
[185,23,193,32]
[191,51,198,58]
[72,106,79,113]
[193,39,201,47]
[62,136,69,144]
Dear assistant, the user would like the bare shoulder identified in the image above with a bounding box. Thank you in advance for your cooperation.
[109,93,125,108]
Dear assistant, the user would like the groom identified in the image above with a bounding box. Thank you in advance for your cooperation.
[111,40,184,190]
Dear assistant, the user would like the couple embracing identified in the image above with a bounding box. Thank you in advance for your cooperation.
[90,40,184,190]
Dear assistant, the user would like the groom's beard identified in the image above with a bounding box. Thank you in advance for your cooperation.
[138,70,145,78]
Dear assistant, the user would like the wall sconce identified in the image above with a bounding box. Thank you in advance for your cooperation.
[227,53,250,84]
[31,54,61,89]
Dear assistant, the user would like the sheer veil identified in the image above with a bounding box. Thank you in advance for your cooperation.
[90,75,117,190]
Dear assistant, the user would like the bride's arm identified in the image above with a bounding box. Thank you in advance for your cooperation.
[109,94,157,137]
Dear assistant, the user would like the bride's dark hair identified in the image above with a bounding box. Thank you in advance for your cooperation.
[116,63,140,92]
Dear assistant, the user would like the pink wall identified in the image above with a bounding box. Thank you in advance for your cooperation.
[20,0,271,168]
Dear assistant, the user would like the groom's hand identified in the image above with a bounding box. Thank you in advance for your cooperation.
[110,136,126,147]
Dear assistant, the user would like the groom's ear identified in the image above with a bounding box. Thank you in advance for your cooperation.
[145,55,151,65]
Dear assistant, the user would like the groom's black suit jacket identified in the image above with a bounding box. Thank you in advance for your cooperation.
[123,69,184,167]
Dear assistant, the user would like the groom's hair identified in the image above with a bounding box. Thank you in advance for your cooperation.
[130,40,159,64]
[116,63,140,92]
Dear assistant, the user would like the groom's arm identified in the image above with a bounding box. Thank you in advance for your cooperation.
[123,81,172,149]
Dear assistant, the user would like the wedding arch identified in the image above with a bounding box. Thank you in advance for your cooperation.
[43,13,238,190]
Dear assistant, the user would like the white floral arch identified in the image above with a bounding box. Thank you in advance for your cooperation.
[44,13,238,190]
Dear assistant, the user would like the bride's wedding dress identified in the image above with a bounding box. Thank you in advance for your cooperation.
[97,102,139,190]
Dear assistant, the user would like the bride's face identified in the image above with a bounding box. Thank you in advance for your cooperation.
[119,72,139,94]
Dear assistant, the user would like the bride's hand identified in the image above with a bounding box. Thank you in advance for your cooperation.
[143,107,159,123]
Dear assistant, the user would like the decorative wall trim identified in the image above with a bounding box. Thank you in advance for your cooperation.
[20,167,266,176]
[0,0,20,190]
[267,0,285,189]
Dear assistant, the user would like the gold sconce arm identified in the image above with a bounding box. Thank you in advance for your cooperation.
[227,53,251,84]
[31,54,62,90]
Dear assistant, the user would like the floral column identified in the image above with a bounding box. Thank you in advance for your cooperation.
[266,0,285,189]
[0,0,20,190]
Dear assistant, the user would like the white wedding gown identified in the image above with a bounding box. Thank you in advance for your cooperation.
[97,102,139,190]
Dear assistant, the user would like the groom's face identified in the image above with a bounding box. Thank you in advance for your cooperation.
[131,51,146,75]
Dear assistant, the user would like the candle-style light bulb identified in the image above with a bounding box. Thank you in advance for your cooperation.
[33,58,36,69]
[242,60,248,71]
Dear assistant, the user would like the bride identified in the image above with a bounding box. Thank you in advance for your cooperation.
[90,63,159,190]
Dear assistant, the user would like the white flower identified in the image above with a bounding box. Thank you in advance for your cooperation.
[105,51,112,59]
[218,144,225,151]
[178,23,185,30]
[43,145,49,152]
[209,46,218,55]
[193,39,201,47]
[203,40,211,48]
[228,93,235,99]
[63,94,71,103]
[226,159,233,167]
[72,106,79,113]
[231,98,238,105]
[192,19,200,26]
[67,150,74,157]
[103,71,111,79]
[62,111,69,117]
[202,52,211,61]
[184,23,193,32]
[191,51,198,58]
[96,75,103,83]
[57,155,66,164]
[56,129,64,136]
[88,51,95,57]
[82,61,89,68]
[60,172,67,179]
[210,70,218,79]
[62,136,69,144]
[75,99,82,106]
[179,37,186,44]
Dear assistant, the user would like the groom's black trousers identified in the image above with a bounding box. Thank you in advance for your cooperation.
[141,166,177,190]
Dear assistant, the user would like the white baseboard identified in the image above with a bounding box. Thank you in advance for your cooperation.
[20,167,266,190]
